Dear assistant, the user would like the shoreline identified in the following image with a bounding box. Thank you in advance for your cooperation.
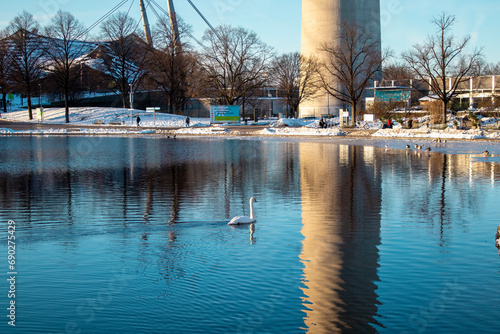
[0,119,500,158]
[2,107,500,143]
[1,118,498,140]
[2,119,500,157]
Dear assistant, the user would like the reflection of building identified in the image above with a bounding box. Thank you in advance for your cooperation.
[299,143,382,332]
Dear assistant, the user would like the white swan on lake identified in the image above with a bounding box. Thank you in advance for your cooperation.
[228,197,257,225]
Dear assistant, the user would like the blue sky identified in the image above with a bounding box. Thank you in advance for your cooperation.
[1,0,499,62]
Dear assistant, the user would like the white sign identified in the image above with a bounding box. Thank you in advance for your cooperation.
[146,107,160,113]
[364,114,375,122]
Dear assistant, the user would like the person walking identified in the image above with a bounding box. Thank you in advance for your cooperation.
[136,115,141,127]
[186,116,190,128]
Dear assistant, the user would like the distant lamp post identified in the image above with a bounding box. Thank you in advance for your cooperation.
[268,92,273,118]
[129,84,134,125]
[129,83,134,109]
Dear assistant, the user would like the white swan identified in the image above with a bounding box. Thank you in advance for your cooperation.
[228,197,257,225]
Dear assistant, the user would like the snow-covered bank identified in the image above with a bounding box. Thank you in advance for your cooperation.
[2,107,500,141]
[0,127,158,135]
[258,127,346,136]
[174,127,236,135]
[373,128,500,140]
[1,107,209,128]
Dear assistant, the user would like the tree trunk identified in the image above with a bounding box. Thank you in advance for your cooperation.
[2,92,6,113]
[442,100,448,125]
[169,94,174,113]
[65,86,70,123]
[122,91,128,109]
[351,101,357,127]
[27,89,33,120]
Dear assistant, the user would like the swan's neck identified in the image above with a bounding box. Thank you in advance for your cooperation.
[249,199,254,220]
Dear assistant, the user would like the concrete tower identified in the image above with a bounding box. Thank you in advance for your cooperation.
[300,0,381,118]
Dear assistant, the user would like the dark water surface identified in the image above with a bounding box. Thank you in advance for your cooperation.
[0,136,499,333]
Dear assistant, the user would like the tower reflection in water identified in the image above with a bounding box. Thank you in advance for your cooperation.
[299,143,382,333]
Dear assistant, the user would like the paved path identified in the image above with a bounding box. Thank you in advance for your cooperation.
[0,119,270,133]
[0,120,169,132]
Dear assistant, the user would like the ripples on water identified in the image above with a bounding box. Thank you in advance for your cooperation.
[0,136,499,333]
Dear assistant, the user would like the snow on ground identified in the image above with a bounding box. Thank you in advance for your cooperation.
[259,127,346,136]
[2,107,500,141]
[1,107,209,128]
[0,127,157,135]
[269,118,316,128]
[174,127,237,135]
[372,128,497,140]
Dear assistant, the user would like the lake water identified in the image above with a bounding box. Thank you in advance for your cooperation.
[0,136,499,333]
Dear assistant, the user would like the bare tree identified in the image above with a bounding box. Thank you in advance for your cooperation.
[490,62,500,75]
[201,25,274,108]
[6,11,46,119]
[146,16,200,113]
[45,11,89,123]
[474,59,500,76]
[383,61,413,81]
[320,22,383,125]
[270,52,321,117]
[100,12,149,108]
[0,31,12,113]
[402,13,482,125]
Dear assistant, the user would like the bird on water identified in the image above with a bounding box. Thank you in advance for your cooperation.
[228,197,257,225]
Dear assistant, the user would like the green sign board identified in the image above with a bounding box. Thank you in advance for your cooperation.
[210,105,240,123]
[7,93,14,100]
[375,89,410,102]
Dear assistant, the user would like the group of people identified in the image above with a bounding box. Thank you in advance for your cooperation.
[382,118,393,129]
[382,118,414,129]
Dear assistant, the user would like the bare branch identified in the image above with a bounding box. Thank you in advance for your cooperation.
[99,12,149,108]
[200,25,274,108]
[402,12,483,124]
[44,10,89,122]
[5,11,45,119]
[319,22,382,125]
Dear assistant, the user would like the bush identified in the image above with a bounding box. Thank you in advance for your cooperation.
[427,100,445,124]
[367,100,406,120]
[469,112,479,128]
[450,99,469,112]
